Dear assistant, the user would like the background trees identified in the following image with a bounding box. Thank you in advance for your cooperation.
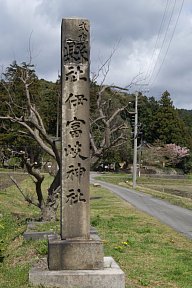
[152,91,189,146]
[141,143,190,170]
[139,91,190,148]
[1,61,192,221]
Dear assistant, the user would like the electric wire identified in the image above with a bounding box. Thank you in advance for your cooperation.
[144,0,170,81]
[150,0,185,86]
[147,0,177,85]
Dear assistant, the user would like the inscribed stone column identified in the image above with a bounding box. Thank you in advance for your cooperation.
[61,18,90,239]
[48,18,103,271]
[30,19,124,286]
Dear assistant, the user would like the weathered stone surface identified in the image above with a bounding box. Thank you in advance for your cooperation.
[29,256,125,288]
[61,18,90,240]
[23,231,56,241]
[48,234,104,270]
[24,221,57,240]
[48,17,105,273]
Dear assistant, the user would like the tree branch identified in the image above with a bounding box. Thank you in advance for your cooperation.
[108,106,127,124]
[9,175,39,207]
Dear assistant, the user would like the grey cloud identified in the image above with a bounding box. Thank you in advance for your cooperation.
[36,0,165,43]
[0,0,191,108]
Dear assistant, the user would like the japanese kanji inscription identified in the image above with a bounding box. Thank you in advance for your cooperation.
[61,18,90,240]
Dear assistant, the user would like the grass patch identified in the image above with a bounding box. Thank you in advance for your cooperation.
[0,174,192,287]
[91,184,192,288]
[0,174,56,288]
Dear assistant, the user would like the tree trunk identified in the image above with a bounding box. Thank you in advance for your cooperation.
[105,125,111,148]
[90,155,100,168]
[40,204,58,222]
[40,169,60,221]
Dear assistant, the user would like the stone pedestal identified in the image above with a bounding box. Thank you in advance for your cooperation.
[48,234,104,270]
[29,257,125,288]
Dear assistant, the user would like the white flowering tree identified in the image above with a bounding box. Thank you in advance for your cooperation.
[163,144,190,167]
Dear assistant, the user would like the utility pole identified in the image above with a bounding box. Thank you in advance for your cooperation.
[132,91,138,189]
[132,85,148,188]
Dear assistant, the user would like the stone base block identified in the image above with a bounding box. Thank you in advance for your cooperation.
[23,231,56,240]
[48,234,104,270]
[29,256,125,288]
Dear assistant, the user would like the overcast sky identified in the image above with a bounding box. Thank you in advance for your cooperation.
[0,0,191,109]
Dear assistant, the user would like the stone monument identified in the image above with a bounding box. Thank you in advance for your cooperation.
[29,18,125,288]
[48,17,103,271]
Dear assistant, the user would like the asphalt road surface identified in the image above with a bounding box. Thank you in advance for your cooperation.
[90,173,192,240]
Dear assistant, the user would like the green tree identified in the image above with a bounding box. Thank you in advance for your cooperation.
[152,91,188,146]
[38,79,60,136]
[138,95,159,144]
[177,108,192,150]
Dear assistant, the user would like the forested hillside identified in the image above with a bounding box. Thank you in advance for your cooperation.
[1,62,192,173]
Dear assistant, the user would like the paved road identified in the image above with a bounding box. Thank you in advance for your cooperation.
[90,174,192,240]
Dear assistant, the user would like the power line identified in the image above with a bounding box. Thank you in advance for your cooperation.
[144,0,170,81]
[150,0,185,86]
[148,0,177,85]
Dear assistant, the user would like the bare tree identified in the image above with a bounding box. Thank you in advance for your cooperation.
[90,53,142,166]
[0,58,139,219]
[90,84,130,164]
[0,61,60,221]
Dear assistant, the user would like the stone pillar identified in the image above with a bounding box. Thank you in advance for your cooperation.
[60,18,90,240]
[30,19,125,287]
[48,18,104,271]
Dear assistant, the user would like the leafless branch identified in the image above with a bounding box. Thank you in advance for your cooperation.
[111,123,129,135]
[111,137,127,148]
[108,106,127,124]
[92,44,118,84]
[90,116,106,126]
[9,175,39,207]
[28,31,33,65]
